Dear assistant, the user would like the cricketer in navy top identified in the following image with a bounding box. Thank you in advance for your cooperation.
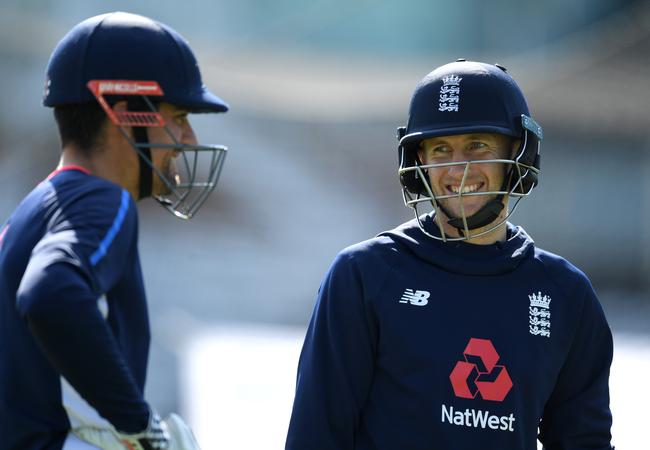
[0,12,228,450]
[286,61,614,450]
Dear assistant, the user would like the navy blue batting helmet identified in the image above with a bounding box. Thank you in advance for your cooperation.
[43,12,229,220]
[398,60,542,195]
[400,61,538,149]
[397,60,543,241]
[43,11,228,113]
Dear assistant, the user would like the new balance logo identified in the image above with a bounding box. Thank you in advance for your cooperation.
[399,289,430,306]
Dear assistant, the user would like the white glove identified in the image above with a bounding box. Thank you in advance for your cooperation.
[165,413,201,450]
[73,411,200,450]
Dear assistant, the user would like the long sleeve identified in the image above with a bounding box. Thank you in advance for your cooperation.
[538,283,614,450]
[18,262,149,433]
[286,252,379,450]
[14,187,150,433]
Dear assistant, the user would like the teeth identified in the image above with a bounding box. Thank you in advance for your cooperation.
[450,183,481,194]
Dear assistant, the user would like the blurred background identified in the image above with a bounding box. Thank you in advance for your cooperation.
[1,0,648,448]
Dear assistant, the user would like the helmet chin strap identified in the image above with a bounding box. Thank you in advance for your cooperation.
[127,99,153,199]
[444,196,505,232]
[132,126,153,199]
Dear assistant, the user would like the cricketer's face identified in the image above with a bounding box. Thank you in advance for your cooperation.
[148,103,198,196]
[417,133,516,221]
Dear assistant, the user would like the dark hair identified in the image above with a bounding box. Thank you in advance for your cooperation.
[53,102,107,152]
[53,98,162,153]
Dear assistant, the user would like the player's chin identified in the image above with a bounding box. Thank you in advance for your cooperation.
[441,197,486,218]
[152,175,174,196]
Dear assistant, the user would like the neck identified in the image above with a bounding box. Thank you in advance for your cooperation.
[437,214,508,245]
[59,144,138,199]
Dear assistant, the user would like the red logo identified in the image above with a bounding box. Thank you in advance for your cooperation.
[449,338,513,402]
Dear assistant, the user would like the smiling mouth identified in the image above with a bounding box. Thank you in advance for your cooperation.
[447,182,484,195]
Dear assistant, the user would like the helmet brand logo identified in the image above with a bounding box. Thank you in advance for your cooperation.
[449,338,513,402]
[96,81,162,95]
[438,75,462,112]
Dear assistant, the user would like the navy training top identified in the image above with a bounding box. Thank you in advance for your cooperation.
[286,215,613,450]
[0,167,150,450]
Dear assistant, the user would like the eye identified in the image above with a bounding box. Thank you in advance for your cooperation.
[173,113,189,126]
[468,141,489,151]
[431,145,451,155]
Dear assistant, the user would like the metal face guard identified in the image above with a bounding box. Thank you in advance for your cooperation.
[399,158,538,241]
[88,80,227,219]
[147,142,227,220]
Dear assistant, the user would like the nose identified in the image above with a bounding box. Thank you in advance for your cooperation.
[446,149,469,178]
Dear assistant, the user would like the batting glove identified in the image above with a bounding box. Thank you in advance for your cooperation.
[164,413,202,450]
[73,409,170,450]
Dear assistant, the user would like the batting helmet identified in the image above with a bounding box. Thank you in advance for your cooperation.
[44,12,228,112]
[44,12,229,219]
[397,59,543,241]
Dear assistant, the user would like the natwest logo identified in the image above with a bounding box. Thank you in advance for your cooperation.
[449,338,513,402]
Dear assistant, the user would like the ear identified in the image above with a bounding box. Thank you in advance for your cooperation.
[112,100,128,113]
[417,146,426,165]
[103,100,135,142]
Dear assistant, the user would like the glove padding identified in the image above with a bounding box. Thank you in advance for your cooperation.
[73,411,200,449]
[165,413,201,450]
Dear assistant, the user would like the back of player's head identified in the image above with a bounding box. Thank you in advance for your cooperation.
[52,102,107,152]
